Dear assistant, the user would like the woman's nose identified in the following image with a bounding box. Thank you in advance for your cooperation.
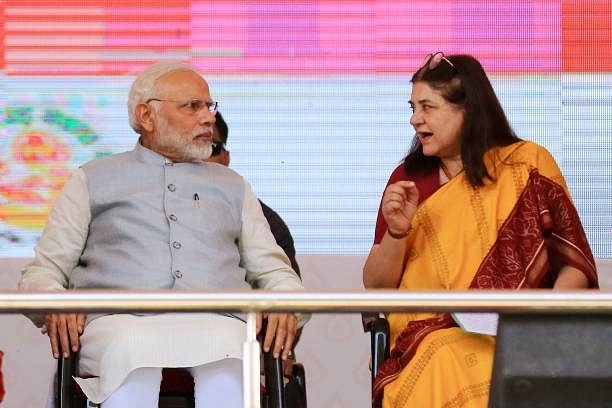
[410,110,422,126]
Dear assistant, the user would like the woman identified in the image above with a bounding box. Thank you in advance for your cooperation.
[362,53,598,408]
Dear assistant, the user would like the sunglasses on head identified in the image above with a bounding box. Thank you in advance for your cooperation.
[420,52,455,71]
[211,141,226,156]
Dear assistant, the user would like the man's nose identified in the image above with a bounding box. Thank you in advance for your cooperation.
[198,108,216,124]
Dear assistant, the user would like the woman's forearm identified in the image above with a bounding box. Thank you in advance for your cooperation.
[363,231,409,289]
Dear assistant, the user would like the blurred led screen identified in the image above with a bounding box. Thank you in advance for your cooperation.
[1,1,611,257]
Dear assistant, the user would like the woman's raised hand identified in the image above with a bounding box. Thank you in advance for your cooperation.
[381,180,419,238]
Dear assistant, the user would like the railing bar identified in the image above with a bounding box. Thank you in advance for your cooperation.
[2,290,612,313]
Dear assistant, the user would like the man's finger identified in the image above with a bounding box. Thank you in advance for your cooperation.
[66,315,81,353]
[256,313,263,335]
[77,313,86,334]
[263,315,279,353]
[281,315,297,360]
[57,315,71,358]
[272,317,288,359]
[45,314,60,359]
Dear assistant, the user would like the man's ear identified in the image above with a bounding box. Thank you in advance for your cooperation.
[135,102,155,133]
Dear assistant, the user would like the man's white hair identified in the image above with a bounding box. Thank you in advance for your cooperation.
[127,61,200,133]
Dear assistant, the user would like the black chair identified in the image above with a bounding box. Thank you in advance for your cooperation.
[366,316,391,386]
[56,323,307,408]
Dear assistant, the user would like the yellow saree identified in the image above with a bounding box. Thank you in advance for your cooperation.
[373,141,598,408]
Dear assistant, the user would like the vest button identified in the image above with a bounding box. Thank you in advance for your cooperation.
[172,241,182,249]
[169,214,177,221]
[174,270,183,279]
[168,184,176,192]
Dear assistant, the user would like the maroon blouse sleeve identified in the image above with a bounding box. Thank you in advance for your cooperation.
[372,164,440,245]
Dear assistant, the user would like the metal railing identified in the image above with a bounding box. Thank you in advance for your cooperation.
[3,289,612,314]
[2,289,612,407]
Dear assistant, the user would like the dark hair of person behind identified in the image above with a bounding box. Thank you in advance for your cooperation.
[214,110,229,144]
[404,54,522,187]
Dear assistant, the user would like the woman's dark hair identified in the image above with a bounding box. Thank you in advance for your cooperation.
[403,54,521,187]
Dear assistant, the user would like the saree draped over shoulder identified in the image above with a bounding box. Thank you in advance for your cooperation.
[373,141,598,408]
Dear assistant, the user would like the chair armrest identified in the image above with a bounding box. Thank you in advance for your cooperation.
[57,354,76,408]
[370,317,390,386]
[263,348,285,408]
[259,317,288,408]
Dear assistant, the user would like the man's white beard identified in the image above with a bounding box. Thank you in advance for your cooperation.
[154,115,212,163]
[199,143,213,161]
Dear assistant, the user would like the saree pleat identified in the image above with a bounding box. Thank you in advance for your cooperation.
[372,141,598,408]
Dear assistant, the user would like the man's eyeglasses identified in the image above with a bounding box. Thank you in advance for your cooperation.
[419,52,455,71]
[211,141,226,156]
[146,98,218,114]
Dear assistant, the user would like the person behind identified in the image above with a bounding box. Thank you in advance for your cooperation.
[362,52,598,408]
[19,61,308,408]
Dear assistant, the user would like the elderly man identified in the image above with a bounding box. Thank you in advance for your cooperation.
[19,61,307,408]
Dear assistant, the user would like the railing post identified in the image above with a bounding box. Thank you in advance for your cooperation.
[243,311,260,408]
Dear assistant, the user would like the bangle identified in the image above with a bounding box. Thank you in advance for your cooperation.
[387,228,411,240]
